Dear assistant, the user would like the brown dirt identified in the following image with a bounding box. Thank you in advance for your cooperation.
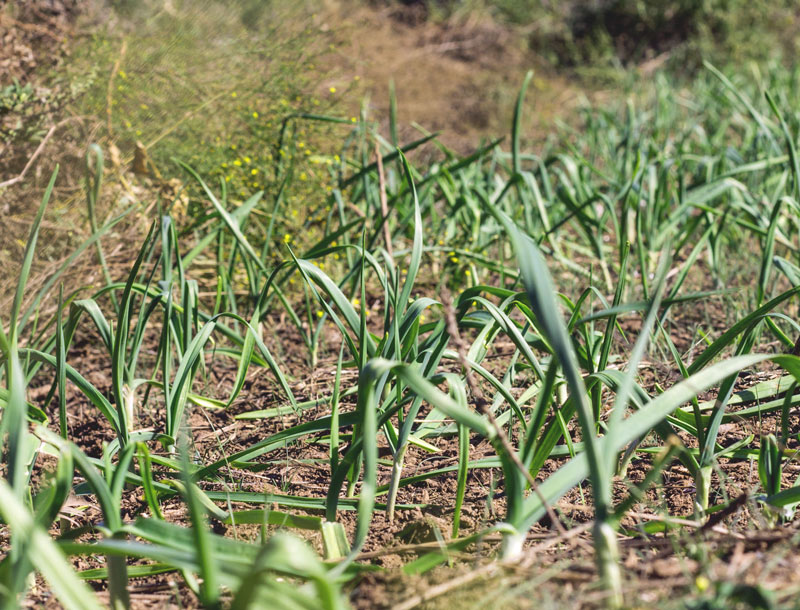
[0,0,81,173]
[0,0,77,79]
[321,1,583,154]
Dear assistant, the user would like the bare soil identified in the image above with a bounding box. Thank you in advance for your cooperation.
[321,1,584,153]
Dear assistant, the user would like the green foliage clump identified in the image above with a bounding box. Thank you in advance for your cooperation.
[524,0,800,72]
[379,1,800,76]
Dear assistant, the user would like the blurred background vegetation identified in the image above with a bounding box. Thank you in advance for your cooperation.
[377,0,800,74]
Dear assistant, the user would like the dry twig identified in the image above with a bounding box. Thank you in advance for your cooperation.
[106,39,128,140]
[375,140,393,258]
[0,117,83,189]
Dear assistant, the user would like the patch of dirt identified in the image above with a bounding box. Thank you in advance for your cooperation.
[0,0,81,171]
[0,0,77,81]
[320,1,582,153]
